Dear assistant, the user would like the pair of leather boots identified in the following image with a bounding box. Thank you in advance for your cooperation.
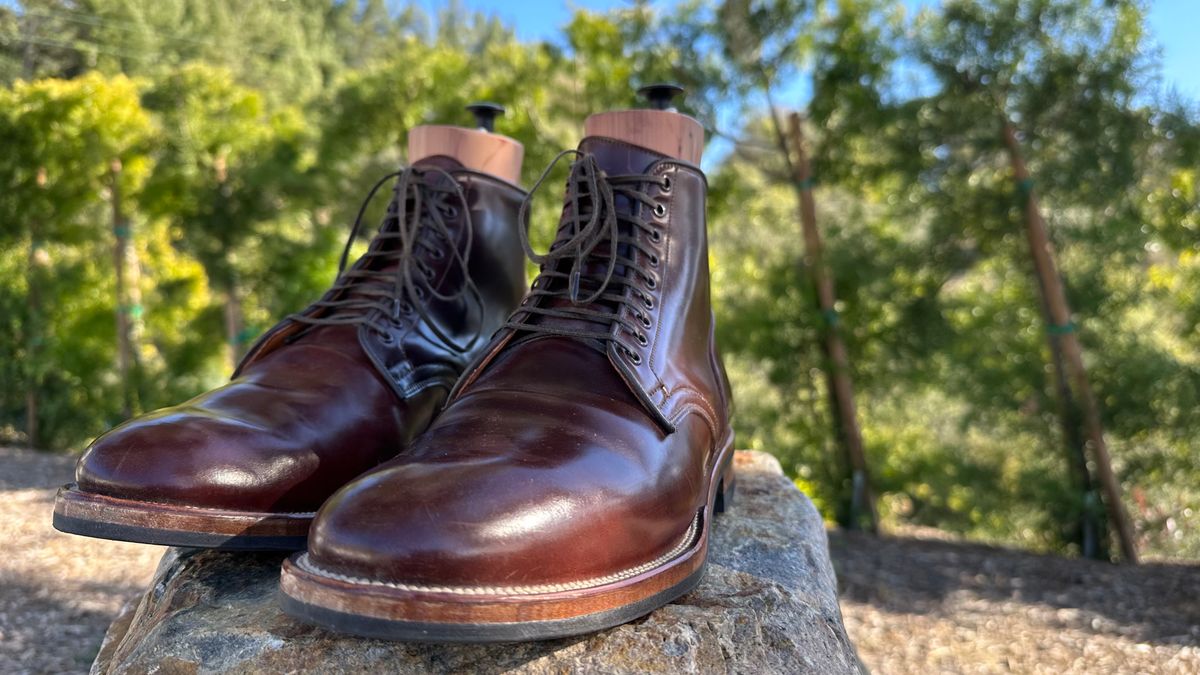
[53,113,734,642]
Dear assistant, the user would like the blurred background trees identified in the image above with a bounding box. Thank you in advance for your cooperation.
[0,0,1196,560]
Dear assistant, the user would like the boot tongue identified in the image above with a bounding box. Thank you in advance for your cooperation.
[576,136,669,175]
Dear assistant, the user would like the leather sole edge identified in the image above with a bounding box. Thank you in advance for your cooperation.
[277,563,708,643]
[278,435,736,641]
[52,485,312,551]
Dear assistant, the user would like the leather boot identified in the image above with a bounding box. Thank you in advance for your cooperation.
[53,159,528,549]
[280,137,735,641]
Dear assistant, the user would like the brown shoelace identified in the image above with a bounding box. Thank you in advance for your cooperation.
[507,151,667,364]
[289,167,483,354]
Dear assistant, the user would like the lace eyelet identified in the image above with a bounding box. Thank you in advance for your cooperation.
[377,331,396,345]
[653,203,667,218]
[650,229,663,243]
[642,296,654,309]
[640,315,652,328]
[636,332,649,346]
[648,254,659,267]
[646,277,658,290]
[439,205,460,219]
[630,352,643,365]
[660,176,672,193]
[430,248,445,260]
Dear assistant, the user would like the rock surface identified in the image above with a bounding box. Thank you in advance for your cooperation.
[91,450,860,674]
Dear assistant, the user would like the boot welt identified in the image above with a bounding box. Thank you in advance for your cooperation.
[52,484,313,551]
[277,436,736,642]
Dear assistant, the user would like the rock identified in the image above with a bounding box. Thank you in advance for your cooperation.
[92,451,861,674]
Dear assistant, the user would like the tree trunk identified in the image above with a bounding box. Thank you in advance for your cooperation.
[1038,280,1106,559]
[1001,121,1138,563]
[224,282,245,371]
[25,237,40,451]
[110,159,141,418]
[784,112,878,533]
[25,167,47,451]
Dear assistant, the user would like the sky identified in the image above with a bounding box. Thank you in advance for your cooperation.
[423,0,1200,100]
[3,0,1195,99]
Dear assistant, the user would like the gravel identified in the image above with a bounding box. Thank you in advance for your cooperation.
[2,445,1197,674]
[0,447,163,675]
[832,527,1200,674]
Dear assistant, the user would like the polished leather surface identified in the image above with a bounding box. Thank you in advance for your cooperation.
[74,159,527,513]
[305,137,733,587]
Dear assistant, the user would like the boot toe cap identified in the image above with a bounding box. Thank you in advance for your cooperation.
[75,406,305,512]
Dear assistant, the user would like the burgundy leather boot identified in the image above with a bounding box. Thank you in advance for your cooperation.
[53,159,528,550]
[280,137,735,641]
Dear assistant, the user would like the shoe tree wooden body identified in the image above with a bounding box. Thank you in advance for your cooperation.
[407,103,524,184]
[583,84,704,164]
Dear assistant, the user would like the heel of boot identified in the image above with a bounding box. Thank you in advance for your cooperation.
[713,453,736,514]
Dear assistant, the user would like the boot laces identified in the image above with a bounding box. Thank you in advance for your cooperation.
[289,166,483,354]
[506,150,667,363]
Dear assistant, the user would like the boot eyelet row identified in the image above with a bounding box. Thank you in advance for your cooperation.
[620,345,643,365]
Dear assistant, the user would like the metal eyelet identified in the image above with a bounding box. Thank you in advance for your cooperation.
[646,277,658,290]
[660,176,672,193]
[642,295,654,309]
[650,229,663,243]
[377,331,396,345]
[653,203,667,218]
[440,205,460,219]
[640,314,652,328]
[648,254,659,267]
[430,248,445,259]
[636,332,649,346]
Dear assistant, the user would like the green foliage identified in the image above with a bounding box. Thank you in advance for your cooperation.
[0,0,1196,560]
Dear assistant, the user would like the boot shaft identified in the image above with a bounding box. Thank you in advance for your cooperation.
[238,159,528,399]
[454,137,732,435]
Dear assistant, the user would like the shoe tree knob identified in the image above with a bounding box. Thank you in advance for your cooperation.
[583,83,704,163]
[407,102,524,184]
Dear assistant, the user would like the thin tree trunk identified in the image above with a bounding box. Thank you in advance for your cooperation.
[784,112,878,532]
[25,237,40,451]
[110,159,140,418]
[224,282,245,370]
[25,167,47,450]
[1038,279,1106,559]
[1002,121,1138,563]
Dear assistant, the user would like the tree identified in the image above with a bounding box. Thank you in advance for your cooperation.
[909,0,1154,561]
[139,64,312,367]
[0,72,151,447]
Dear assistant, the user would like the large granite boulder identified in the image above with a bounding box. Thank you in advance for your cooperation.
[92,451,860,674]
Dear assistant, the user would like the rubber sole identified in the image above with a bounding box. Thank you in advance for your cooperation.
[278,437,735,642]
[52,485,312,551]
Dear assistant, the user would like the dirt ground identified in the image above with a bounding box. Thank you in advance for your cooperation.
[2,445,1198,674]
